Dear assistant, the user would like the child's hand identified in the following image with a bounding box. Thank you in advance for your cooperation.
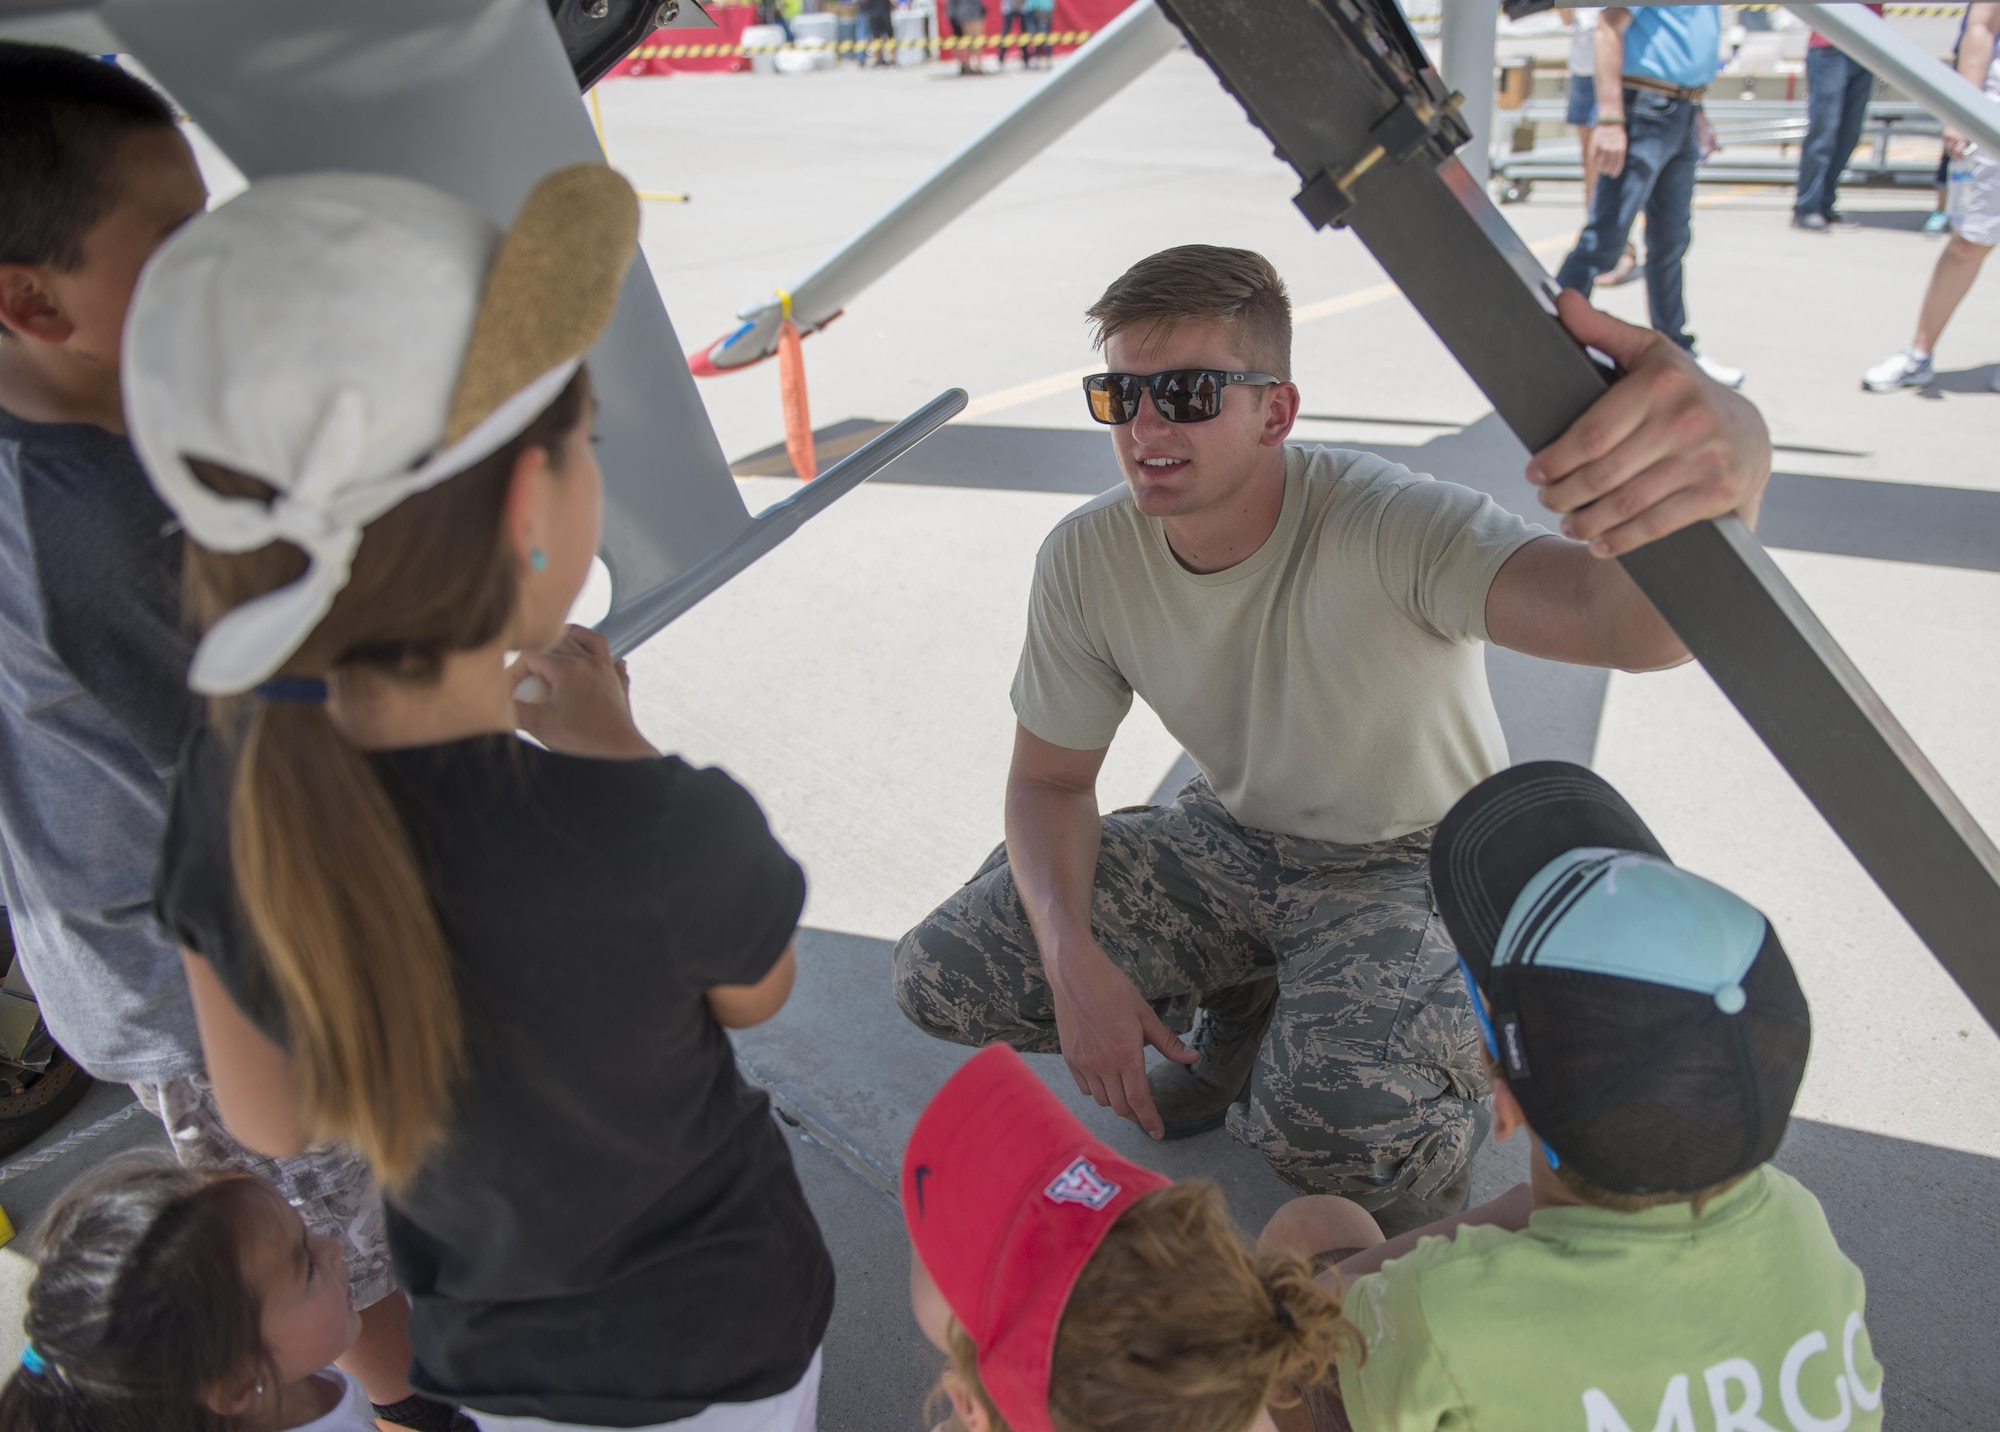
[509,626,658,760]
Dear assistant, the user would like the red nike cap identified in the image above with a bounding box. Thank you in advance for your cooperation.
[901,1046,1171,1432]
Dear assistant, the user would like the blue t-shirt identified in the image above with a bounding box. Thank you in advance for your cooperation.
[1622,4,1721,89]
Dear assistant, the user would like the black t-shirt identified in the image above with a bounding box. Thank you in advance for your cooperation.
[155,730,832,1427]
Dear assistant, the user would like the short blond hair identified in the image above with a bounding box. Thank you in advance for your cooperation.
[1085,245,1292,379]
[939,1182,1359,1432]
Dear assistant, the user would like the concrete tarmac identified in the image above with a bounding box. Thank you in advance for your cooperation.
[2,45,1994,1430]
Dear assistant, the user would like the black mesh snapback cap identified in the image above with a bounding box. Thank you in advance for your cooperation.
[1431,762,1811,1196]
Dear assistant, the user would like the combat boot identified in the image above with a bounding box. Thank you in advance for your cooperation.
[1148,975,1278,1139]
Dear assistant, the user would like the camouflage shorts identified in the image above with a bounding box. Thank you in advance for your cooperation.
[131,1076,396,1309]
[892,776,1490,1224]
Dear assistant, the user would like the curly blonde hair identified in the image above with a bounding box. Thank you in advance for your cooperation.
[941,1181,1360,1432]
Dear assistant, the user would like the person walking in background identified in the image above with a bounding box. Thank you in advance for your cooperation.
[999,0,1030,68]
[1862,2,2000,391]
[1025,0,1055,68]
[949,0,988,74]
[1562,8,1640,285]
[1927,147,1953,233]
[1793,7,1882,231]
[1556,5,1745,389]
[1924,10,1973,234]
[855,0,894,67]
[1564,6,1601,211]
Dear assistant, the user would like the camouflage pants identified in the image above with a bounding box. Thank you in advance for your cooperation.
[892,777,1490,1226]
[132,1076,396,1309]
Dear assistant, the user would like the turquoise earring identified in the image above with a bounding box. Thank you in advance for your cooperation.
[530,547,548,572]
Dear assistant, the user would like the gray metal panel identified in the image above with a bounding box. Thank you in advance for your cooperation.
[98,0,753,636]
[1155,0,2000,1034]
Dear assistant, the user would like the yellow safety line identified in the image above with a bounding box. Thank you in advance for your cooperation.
[619,8,1961,59]
[622,30,1093,60]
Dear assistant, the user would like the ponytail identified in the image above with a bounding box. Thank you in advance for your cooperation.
[1254,1245,1365,1415]
[943,1181,1364,1432]
[185,368,591,1191]
[232,700,461,1189]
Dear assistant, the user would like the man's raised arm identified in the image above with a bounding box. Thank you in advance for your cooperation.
[1486,292,1771,672]
[1005,724,1194,1138]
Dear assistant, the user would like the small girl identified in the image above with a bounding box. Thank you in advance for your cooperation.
[129,167,832,1430]
[0,1156,375,1432]
[902,1046,1366,1432]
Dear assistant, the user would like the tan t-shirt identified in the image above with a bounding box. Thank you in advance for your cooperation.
[1010,445,1546,845]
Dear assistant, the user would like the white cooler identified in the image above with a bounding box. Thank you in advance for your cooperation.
[740,22,786,74]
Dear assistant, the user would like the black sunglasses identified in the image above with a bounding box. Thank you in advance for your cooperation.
[1081,369,1281,426]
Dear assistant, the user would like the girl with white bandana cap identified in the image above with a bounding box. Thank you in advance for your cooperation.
[130,167,834,1432]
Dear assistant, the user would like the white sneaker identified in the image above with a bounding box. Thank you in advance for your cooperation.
[1861,348,1934,392]
[1693,353,1745,389]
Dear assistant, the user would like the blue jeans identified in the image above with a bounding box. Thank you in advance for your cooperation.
[1795,46,1875,219]
[1556,87,1701,351]
[1000,9,1033,62]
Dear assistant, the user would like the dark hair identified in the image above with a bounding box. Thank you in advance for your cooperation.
[0,1156,278,1432]
[183,368,591,1190]
[0,43,177,274]
[1085,246,1293,380]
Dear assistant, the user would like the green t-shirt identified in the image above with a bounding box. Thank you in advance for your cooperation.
[1335,1167,1883,1432]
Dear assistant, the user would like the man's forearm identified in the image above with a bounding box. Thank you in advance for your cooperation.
[1004,779,1104,974]
[1591,559,1689,672]
[1594,13,1627,115]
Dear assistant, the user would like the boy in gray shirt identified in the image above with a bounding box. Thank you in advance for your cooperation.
[0,43,462,1432]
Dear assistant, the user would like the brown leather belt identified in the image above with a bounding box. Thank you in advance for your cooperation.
[1622,73,1708,102]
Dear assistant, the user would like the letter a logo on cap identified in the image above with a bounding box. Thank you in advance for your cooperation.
[1045,1156,1120,1210]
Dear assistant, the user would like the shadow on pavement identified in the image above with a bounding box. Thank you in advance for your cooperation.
[867,416,2000,572]
[1845,209,1942,233]
[1771,1118,1998,1429]
[1918,363,1999,399]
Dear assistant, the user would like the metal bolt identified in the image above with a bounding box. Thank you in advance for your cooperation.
[656,0,681,23]
[583,0,609,18]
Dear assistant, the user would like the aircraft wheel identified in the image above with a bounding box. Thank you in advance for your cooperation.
[0,1046,94,1160]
